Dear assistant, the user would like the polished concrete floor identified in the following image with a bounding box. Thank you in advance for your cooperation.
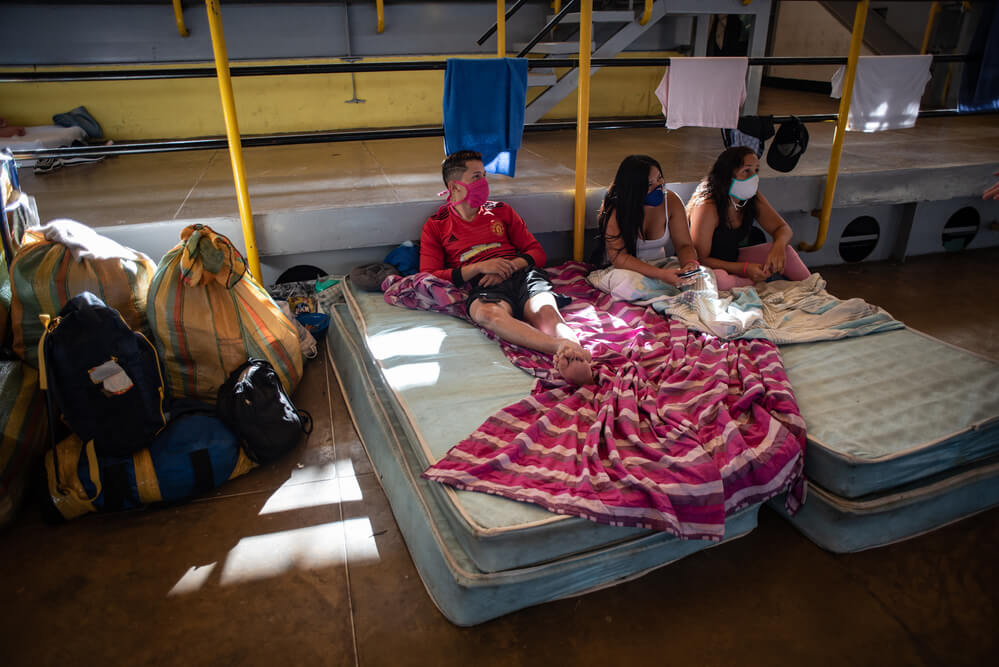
[2,249,997,667]
[3,87,999,665]
[16,87,999,227]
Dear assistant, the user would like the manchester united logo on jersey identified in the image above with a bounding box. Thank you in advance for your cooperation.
[491,221,505,236]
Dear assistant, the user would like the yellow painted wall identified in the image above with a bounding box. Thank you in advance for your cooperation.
[1,52,676,140]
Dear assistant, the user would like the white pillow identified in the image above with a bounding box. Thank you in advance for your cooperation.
[586,264,680,302]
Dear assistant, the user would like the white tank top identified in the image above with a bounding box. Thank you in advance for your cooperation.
[635,203,673,261]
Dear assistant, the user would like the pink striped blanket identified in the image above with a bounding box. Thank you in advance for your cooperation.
[382,262,806,540]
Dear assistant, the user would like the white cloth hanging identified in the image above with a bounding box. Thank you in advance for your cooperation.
[830,55,933,132]
[655,57,748,130]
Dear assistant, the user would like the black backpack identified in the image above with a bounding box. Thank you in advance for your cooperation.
[39,291,168,458]
[216,359,312,464]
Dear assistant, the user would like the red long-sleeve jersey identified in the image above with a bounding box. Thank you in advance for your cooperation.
[419,202,547,284]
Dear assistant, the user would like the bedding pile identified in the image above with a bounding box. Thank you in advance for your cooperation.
[587,263,902,343]
[383,262,806,540]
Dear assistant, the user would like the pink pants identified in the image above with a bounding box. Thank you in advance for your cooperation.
[712,243,810,291]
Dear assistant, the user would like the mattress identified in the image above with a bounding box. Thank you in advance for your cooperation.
[325,281,758,625]
[778,329,999,498]
[4,125,87,167]
[769,454,999,553]
[772,328,999,551]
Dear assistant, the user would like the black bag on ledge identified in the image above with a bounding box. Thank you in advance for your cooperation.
[216,359,312,464]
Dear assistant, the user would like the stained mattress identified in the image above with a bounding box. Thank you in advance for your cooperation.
[770,454,999,552]
[772,328,999,551]
[325,281,758,625]
[779,329,999,498]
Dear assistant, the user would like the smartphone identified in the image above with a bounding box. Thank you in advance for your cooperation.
[677,267,701,279]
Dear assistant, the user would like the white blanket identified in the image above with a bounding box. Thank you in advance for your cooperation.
[587,260,902,344]
[41,219,153,264]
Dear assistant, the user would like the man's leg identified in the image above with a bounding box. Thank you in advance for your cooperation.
[521,292,593,385]
[468,297,593,385]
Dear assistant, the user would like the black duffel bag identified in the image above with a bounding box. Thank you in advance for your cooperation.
[216,359,312,464]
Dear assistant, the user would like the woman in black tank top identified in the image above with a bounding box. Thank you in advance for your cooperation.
[687,147,811,291]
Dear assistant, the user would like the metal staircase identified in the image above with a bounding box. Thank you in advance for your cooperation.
[475,1,773,121]
[518,2,671,124]
[819,1,917,54]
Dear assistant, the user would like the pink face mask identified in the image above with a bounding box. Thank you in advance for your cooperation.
[449,177,490,209]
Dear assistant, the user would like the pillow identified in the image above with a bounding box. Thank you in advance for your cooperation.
[586,266,680,302]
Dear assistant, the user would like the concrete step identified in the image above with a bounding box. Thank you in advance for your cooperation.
[515,41,595,55]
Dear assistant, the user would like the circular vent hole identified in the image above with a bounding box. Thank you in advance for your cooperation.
[839,216,880,262]
[941,206,979,251]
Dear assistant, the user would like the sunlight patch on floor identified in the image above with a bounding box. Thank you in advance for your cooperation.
[218,517,380,586]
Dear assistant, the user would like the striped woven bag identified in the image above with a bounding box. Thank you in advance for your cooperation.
[146,224,303,403]
[9,220,156,367]
[0,360,48,527]
[1,191,41,345]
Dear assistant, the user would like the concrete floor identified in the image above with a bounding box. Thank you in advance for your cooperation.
[1,250,997,667]
[3,87,999,665]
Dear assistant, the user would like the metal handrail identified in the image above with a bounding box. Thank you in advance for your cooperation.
[172,0,189,37]
[921,1,941,54]
[205,0,260,281]
[517,0,578,57]
[12,107,997,161]
[640,0,653,26]
[477,0,529,46]
[0,54,974,83]
[497,0,506,58]
[573,0,592,261]
[800,0,868,253]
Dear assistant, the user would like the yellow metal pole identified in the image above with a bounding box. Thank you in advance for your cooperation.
[920,1,940,54]
[497,1,506,58]
[800,0,868,253]
[205,0,261,280]
[376,0,385,34]
[573,0,592,262]
[640,0,653,26]
[554,1,562,14]
[172,0,189,37]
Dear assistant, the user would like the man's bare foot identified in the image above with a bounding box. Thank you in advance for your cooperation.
[553,340,594,386]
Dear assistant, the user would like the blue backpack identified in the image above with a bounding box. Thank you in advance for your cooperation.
[44,409,254,519]
[39,291,168,458]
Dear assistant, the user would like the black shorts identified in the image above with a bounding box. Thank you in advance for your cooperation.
[466,267,569,320]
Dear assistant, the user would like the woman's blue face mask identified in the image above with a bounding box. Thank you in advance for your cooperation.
[644,185,665,207]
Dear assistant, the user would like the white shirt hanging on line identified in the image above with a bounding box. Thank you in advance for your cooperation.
[830,55,933,132]
[655,57,748,130]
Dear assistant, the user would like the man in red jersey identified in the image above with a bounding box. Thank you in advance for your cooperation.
[420,150,593,385]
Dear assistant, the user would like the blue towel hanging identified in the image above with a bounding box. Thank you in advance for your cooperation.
[443,58,528,178]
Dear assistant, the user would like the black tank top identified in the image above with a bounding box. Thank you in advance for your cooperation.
[710,210,756,262]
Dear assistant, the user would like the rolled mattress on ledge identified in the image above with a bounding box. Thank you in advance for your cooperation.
[3,125,87,167]
[323,278,759,625]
